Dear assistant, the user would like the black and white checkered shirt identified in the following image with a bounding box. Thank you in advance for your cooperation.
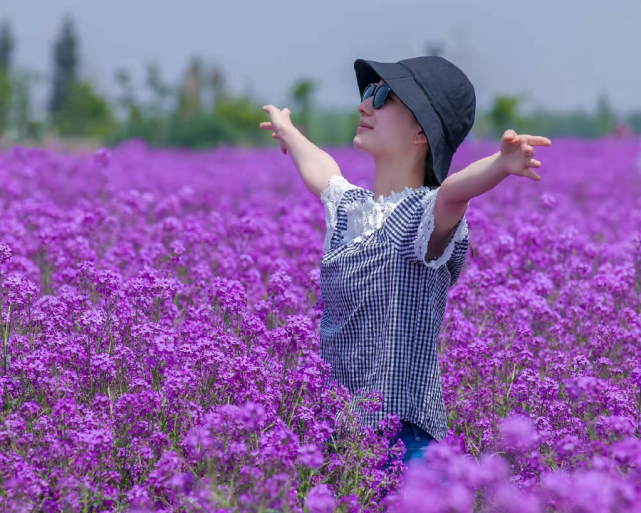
[319,175,469,441]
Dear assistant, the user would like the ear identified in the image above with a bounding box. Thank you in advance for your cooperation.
[414,130,428,145]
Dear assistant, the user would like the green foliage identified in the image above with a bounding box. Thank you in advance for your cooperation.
[163,111,237,149]
[308,109,361,147]
[53,80,117,139]
[290,78,318,138]
[0,20,14,71]
[107,94,277,149]
[49,15,79,116]
[627,111,641,134]
[0,68,10,135]
[2,69,45,144]
[211,95,273,147]
[595,92,615,136]
[486,93,529,138]
[517,109,603,138]
[1,13,639,149]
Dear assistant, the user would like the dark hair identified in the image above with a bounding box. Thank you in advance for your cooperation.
[423,148,440,189]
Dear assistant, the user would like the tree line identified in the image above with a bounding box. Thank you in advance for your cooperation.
[0,15,639,151]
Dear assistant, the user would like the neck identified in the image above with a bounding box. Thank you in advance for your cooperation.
[373,152,427,198]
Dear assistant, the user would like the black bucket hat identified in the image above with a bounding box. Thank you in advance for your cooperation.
[354,55,476,185]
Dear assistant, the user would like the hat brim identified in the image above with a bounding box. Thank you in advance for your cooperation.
[354,59,452,185]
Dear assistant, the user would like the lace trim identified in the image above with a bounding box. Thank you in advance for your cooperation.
[414,188,469,268]
[320,175,358,253]
[339,185,431,248]
[321,176,433,253]
[372,185,430,205]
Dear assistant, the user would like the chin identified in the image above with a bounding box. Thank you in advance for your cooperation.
[353,134,371,152]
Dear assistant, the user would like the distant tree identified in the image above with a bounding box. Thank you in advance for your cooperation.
[212,94,272,147]
[0,20,15,135]
[595,92,615,136]
[523,108,601,138]
[627,111,641,134]
[114,67,144,126]
[55,80,117,138]
[0,20,14,70]
[310,108,360,147]
[290,78,318,137]
[145,62,172,116]
[208,63,228,106]
[5,69,42,142]
[114,67,135,111]
[48,15,79,119]
[487,93,529,138]
[176,57,203,120]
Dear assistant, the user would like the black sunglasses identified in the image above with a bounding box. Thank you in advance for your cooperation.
[361,82,391,109]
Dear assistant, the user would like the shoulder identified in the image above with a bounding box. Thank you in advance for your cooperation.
[320,175,356,203]
[320,175,371,208]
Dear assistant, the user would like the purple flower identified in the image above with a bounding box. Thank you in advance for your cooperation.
[1,140,641,511]
[0,242,12,265]
[297,443,324,468]
[4,273,39,307]
[237,401,266,431]
[305,484,336,513]
[498,414,538,454]
[94,147,113,167]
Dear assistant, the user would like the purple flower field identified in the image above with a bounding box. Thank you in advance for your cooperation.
[1,137,641,512]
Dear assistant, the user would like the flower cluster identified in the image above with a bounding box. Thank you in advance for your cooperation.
[0,142,408,512]
[0,136,640,512]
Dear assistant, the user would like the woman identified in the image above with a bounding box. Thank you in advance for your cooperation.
[260,55,551,468]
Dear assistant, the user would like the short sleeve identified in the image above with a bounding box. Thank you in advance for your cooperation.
[319,175,359,253]
[415,188,469,284]
[392,187,469,286]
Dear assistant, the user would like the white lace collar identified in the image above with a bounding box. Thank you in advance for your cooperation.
[371,185,431,205]
[341,185,431,246]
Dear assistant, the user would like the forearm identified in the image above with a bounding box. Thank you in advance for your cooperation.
[439,151,510,204]
[281,127,341,196]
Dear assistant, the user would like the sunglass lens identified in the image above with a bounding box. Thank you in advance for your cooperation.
[362,83,375,102]
[373,84,389,109]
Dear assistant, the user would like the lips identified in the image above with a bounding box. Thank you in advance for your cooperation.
[359,122,373,129]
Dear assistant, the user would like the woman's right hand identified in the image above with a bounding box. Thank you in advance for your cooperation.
[260,105,296,155]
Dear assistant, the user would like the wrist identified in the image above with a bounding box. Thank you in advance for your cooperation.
[280,125,303,146]
[494,152,511,177]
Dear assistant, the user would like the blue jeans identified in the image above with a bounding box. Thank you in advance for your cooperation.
[382,420,436,469]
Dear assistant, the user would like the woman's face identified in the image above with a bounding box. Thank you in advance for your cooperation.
[353,79,428,158]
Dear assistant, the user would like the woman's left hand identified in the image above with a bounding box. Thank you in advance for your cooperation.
[498,129,552,181]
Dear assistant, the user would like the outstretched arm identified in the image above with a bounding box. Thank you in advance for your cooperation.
[424,130,552,262]
[438,129,553,205]
[260,105,342,199]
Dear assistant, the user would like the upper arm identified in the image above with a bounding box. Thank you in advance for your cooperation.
[424,196,469,261]
[315,173,344,199]
[411,188,470,284]
[319,174,359,254]
[311,164,344,198]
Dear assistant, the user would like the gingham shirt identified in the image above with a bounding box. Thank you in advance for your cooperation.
[319,174,469,441]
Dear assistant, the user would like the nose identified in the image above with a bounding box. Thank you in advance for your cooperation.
[358,95,374,116]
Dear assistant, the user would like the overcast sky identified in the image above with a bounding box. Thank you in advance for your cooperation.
[1,0,640,116]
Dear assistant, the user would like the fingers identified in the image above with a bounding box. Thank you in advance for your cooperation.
[528,168,541,181]
[263,105,291,117]
[504,131,552,146]
[262,105,291,155]
[524,135,552,146]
